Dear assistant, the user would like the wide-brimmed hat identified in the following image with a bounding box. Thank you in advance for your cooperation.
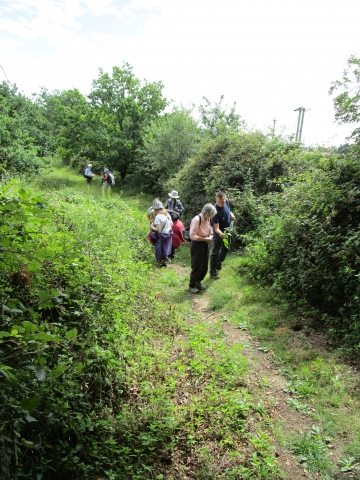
[168,190,179,198]
[153,200,164,210]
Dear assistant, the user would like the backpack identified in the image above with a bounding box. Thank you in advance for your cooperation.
[108,172,115,185]
[83,169,87,178]
[183,214,201,242]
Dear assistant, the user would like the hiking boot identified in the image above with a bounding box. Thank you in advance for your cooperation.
[195,284,207,291]
[210,272,220,280]
[189,287,200,294]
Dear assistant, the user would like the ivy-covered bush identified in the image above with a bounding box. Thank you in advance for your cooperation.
[243,154,360,350]
[168,132,301,240]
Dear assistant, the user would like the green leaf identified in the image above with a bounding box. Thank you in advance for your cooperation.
[65,328,77,340]
[33,333,60,342]
[35,367,46,382]
[51,365,66,378]
[22,321,37,333]
[0,331,11,338]
[25,414,37,423]
[22,438,35,449]
[21,395,41,414]
[77,362,83,373]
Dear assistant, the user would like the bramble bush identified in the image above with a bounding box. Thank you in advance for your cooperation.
[169,131,303,242]
[242,153,360,350]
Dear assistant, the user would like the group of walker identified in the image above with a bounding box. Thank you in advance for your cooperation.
[83,164,114,188]
[147,190,236,294]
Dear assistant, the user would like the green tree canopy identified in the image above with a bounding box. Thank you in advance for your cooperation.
[329,55,360,142]
[88,63,168,179]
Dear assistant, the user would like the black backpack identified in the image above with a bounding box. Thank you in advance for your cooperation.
[183,215,201,242]
[83,168,87,178]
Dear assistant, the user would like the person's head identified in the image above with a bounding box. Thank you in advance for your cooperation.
[202,203,217,219]
[169,210,180,221]
[104,168,109,173]
[153,200,165,211]
[88,164,92,168]
[168,190,179,200]
[215,191,226,207]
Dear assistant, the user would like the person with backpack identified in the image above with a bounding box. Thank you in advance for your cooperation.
[188,203,217,294]
[209,191,236,280]
[165,190,184,216]
[150,200,173,268]
[84,164,95,184]
[102,168,114,188]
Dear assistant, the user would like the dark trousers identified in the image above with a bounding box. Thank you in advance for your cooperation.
[189,241,209,288]
[210,233,229,273]
[86,176,93,184]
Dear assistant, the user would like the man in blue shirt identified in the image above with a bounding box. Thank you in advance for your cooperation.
[210,191,236,279]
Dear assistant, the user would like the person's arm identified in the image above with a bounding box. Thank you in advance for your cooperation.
[230,212,236,221]
[213,222,226,239]
[177,200,184,214]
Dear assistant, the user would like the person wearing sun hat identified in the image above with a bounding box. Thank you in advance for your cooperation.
[165,190,184,216]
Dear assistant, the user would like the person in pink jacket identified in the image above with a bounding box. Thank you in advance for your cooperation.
[188,203,217,294]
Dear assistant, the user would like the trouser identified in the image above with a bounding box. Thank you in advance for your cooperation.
[189,241,209,288]
[86,176,93,184]
[210,233,229,273]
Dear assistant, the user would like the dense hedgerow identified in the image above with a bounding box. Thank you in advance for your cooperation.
[168,132,302,240]
[243,153,360,350]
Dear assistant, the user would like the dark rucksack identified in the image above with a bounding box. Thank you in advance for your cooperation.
[83,169,87,178]
[183,214,201,242]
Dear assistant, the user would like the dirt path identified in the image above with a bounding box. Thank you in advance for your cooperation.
[170,264,326,479]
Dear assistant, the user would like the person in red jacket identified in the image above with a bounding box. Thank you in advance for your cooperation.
[168,210,185,259]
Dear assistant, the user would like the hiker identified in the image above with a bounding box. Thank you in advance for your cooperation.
[84,164,95,184]
[209,191,236,280]
[188,203,217,294]
[102,168,113,188]
[165,190,184,216]
[147,198,160,224]
[150,200,173,267]
[168,210,185,259]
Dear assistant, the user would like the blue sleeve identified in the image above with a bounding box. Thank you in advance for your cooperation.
[177,200,184,213]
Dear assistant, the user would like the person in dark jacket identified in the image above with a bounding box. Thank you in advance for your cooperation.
[209,191,236,279]
[165,190,184,216]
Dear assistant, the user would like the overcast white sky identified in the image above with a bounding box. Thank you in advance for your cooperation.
[0,0,359,145]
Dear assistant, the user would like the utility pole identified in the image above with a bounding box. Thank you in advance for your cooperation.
[293,107,307,142]
[294,107,302,142]
[272,118,277,136]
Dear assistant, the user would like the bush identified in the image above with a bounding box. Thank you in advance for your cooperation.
[243,155,360,350]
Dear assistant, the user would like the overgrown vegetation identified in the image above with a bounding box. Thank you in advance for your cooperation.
[0,171,285,479]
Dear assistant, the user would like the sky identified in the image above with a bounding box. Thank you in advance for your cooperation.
[0,0,359,146]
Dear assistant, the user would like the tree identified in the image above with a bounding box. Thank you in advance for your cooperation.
[199,95,245,138]
[135,106,201,192]
[329,55,360,141]
[88,63,167,179]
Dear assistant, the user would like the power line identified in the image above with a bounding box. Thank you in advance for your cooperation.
[0,64,9,82]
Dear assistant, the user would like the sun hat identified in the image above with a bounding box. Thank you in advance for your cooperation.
[88,164,92,167]
[168,190,179,198]
[104,168,109,173]
[153,200,164,210]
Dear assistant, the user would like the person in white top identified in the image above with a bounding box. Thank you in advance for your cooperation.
[150,200,173,267]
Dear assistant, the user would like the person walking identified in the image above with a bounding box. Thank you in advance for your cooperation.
[150,200,173,267]
[188,203,217,294]
[84,164,95,184]
[165,190,184,216]
[209,191,236,279]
